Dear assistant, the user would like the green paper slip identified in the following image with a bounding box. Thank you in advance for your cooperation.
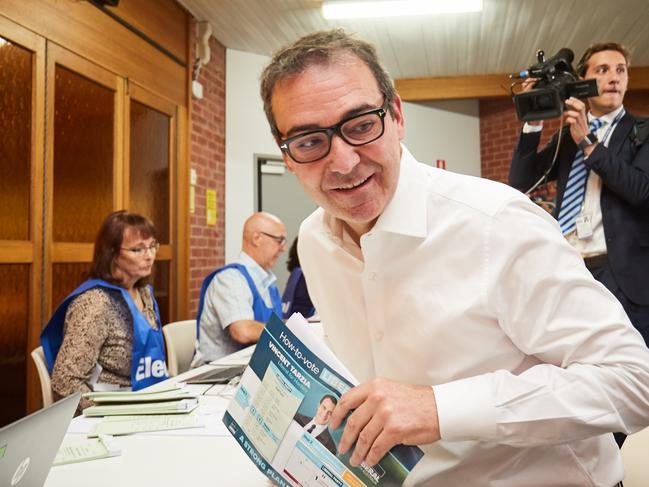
[83,385,194,403]
[89,414,204,437]
[83,398,199,417]
[53,437,120,466]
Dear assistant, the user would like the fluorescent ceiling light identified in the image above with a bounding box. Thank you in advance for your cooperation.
[322,0,483,19]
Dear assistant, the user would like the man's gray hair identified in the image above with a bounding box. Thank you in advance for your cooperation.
[260,28,397,139]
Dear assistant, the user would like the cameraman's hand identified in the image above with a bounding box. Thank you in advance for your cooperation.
[564,97,596,155]
[520,77,539,93]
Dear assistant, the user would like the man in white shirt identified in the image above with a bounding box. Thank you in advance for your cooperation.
[191,212,286,366]
[259,29,649,486]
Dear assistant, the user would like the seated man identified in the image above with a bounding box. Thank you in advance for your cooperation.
[191,212,286,366]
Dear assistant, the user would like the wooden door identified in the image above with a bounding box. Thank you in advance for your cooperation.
[44,43,125,330]
[126,83,179,324]
[0,17,45,425]
[0,17,186,426]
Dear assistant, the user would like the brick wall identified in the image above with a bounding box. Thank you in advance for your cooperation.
[479,98,560,184]
[188,23,226,316]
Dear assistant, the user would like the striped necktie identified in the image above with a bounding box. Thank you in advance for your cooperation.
[557,118,604,235]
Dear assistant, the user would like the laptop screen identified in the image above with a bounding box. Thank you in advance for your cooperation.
[0,393,79,487]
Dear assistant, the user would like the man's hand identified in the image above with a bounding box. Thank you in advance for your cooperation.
[564,97,597,156]
[329,378,440,467]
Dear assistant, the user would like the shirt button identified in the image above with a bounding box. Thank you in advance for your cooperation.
[375,331,384,341]
[368,272,377,281]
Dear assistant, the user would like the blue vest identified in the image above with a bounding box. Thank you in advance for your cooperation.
[40,279,168,391]
[281,267,315,319]
[196,263,282,338]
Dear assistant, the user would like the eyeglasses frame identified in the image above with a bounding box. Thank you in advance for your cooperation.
[259,231,287,246]
[278,99,389,164]
[120,241,160,256]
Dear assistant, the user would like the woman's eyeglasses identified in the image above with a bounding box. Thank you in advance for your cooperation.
[121,242,160,256]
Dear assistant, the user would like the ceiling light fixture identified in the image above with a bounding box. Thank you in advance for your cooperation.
[322,0,483,19]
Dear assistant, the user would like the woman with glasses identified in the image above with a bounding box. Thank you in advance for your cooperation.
[41,210,167,411]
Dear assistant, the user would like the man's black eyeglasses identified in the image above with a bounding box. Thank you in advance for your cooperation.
[278,99,389,164]
[260,232,286,246]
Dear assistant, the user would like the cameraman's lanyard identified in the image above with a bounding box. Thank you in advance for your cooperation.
[575,108,625,240]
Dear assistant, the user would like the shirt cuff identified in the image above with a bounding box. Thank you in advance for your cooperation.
[433,374,497,441]
[522,122,543,133]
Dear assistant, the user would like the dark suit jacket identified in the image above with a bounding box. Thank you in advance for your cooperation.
[509,111,649,305]
[294,412,337,455]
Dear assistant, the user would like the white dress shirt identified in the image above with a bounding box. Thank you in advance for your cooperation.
[298,146,649,486]
[567,105,625,256]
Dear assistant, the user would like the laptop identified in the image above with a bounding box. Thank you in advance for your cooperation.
[0,393,80,487]
[185,364,247,384]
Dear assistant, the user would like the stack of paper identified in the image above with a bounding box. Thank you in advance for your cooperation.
[88,414,204,437]
[82,385,199,417]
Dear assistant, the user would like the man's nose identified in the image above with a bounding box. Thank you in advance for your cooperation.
[326,134,361,175]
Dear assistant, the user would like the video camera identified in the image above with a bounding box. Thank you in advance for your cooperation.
[511,48,599,122]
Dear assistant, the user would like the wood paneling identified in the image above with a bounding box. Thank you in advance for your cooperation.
[397,67,649,102]
[103,0,188,64]
[0,16,45,415]
[0,242,33,263]
[0,0,187,105]
[52,243,94,263]
[629,67,649,92]
[1,2,191,417]
[396,73,513,102]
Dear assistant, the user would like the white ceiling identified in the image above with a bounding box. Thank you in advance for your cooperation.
[179,0,649,80]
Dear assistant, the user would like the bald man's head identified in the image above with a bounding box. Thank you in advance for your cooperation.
[242,212,287,270]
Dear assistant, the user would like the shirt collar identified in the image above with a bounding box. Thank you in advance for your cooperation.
[589,105,625,126]
[321,144,428,250]
[238,251,276,287]
[371,144,428,238]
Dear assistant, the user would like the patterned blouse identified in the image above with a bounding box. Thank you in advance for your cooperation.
[50,286,159,412]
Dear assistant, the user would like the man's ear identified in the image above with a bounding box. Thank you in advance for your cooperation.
[390,95,406,141]
[281,153,295,173]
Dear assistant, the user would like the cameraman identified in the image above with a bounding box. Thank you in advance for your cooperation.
[509,44,649,390]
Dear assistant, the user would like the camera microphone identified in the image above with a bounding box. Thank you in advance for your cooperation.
[550,48,575,70]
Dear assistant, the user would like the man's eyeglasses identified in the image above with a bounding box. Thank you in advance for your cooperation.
[260,232,286,246]
[278,99,389,164]
[121,242,160,256]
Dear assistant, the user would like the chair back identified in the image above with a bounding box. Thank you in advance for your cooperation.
[162,319,197,376]
[622,426,649,487]
[31,346,53,407]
